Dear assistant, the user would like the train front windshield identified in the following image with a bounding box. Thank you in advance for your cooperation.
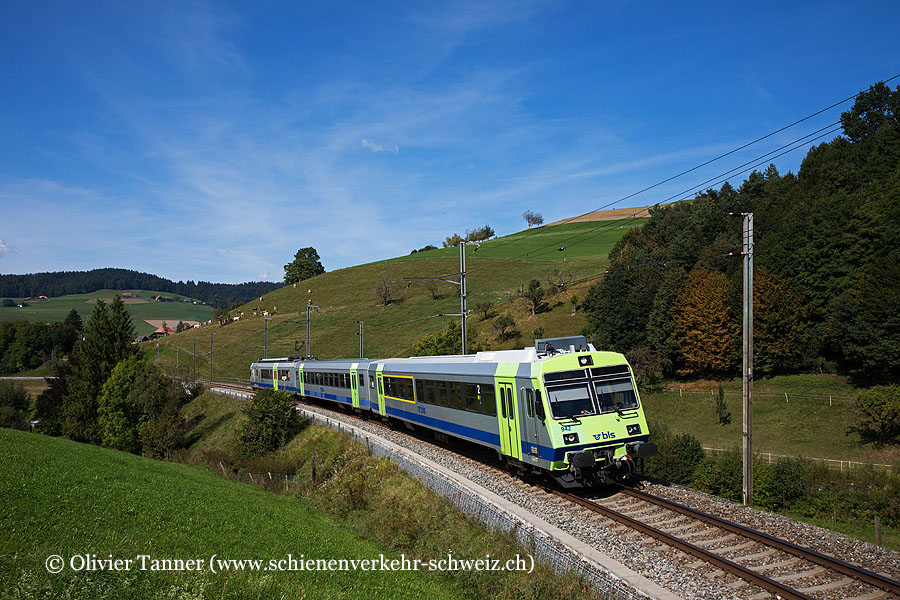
[594,377,638,412]
[546,383,595,418]
[544,364,639,419]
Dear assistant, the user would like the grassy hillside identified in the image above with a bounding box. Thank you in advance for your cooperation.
[0,428,470,600]
[149,219,645,381]
[0,289,213,336]
[642,374,900,466]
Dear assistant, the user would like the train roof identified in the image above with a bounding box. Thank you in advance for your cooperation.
[252,337,626,371]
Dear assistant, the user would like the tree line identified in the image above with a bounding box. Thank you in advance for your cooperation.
[582,82,900,386]
[0,268,280,308]
[0,310,82,375]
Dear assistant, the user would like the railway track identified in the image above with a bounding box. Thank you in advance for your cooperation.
[544,485,899,600]
[212,382,899,599]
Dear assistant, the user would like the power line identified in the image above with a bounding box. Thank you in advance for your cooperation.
[483,73,900,257]
[514,123,843,262]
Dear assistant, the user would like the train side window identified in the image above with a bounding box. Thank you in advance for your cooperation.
[482,385,496,416]
[448,382,463,409]
[416,380,424,403]
[369,376,375,389]
[404,378,414,401]
[359,373,365,388]
[435,381,448,407]
[526,388,534,417]
[465,383,479,412]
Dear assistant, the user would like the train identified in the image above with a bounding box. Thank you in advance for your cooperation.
[249,335,657,488]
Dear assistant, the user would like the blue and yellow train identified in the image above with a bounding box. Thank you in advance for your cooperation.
[250,335,656,487]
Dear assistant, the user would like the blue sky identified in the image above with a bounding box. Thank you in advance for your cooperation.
[1,1,898,284]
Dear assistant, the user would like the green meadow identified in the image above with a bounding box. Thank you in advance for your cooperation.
[0,428,469,600]
[0,289,213,336]
[641,374,900,468]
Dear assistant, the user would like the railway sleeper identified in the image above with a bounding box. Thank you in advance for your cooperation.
[693,534,739,548]
[798,576,856,593]
[770,567,826,583]
[732,548,778,562]
[748,557,799,572]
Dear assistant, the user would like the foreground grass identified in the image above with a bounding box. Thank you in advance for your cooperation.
[182,393,592,599]
[0,428,471,600]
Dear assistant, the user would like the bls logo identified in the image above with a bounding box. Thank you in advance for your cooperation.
[593,431,616,440]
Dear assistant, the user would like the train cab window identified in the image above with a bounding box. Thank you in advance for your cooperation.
[546,383,595,419]
[526,389,534,417]
[535,390,544,420]
[465,384,479,412]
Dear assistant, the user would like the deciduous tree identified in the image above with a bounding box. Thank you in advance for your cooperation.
[670,270,738,377]
[523,211,543,228]
[522,279,545,317]
[283,247,326,284]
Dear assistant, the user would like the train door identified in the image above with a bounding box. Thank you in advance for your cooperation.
[273,365,279,391]
[350,364,359,409]
[298,365,305,396]
[520,386,543,459]
[356,367,369,409]
[375,364,386,416]
[496,381,522,461]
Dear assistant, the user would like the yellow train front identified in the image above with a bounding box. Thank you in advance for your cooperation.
[528,338,657,487]
[250,335,656,488]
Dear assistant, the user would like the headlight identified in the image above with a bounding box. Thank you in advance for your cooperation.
[626,424,642,435]
[563,433,579,444]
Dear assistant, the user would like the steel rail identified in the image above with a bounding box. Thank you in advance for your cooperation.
[547,487,818,600]
[618,486,900,597]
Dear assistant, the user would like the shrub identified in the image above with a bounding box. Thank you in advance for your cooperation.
[692,449,742,502]
[0,381,29,412]
[642,424,704,485]
[239,389,303,457]
[753,456,810,511]
[854,385,900,445]
[0,405,28,430]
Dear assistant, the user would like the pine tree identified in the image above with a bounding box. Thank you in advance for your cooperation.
[61,296,138,442]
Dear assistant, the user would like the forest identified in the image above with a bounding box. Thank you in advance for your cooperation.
[0,268,281,308]
[582,82,900,386]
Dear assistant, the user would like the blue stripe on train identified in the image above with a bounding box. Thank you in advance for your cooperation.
[385,406,501,447]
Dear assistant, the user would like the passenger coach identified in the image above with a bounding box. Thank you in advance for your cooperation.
[251,336,656,487]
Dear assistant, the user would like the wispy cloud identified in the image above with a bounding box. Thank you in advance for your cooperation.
[0,239,14,257]
[361,139,399,153]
